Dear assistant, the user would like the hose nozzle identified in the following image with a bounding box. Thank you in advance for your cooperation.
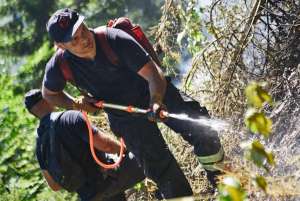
[159,110,169,119]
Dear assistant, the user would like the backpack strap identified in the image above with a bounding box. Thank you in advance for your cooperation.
[57,49,75,84]
[94,26,119,66]
[56,50,92,97]
[108,17,162,66]
[38,112,64,168]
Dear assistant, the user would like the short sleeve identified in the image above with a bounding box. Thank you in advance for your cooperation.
[61,111,98,143]
[110,29,151,72]
[42,54,66,92]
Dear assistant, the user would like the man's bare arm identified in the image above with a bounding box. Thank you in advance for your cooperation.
[137,60,167,104]
[42,86,74,109]
[42,86,98,112]
[42,170,62,191]
[94,130,121,154]
[93,129,123,154]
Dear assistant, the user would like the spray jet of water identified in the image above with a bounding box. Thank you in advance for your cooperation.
[162,111,230,132]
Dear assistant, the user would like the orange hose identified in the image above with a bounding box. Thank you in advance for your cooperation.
[82,111,125,169]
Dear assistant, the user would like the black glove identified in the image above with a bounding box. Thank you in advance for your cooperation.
[147,102,168,122]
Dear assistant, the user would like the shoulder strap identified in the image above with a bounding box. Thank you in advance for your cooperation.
[56,51,91,97]
[49,112,64,123]
[94,26,119,66]
[38,112,64,168]
[57,49,75,83]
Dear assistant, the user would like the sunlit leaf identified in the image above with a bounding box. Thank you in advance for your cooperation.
[17,178,34,188]
[245,82,272,108]
[245,140,275,170]
[253,175,267,192]
[217,177,247,201]
[245,109,272,137]
[266,152,275,166]
[134,182,144,191]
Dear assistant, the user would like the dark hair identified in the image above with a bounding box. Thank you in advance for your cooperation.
[24,89,43,111]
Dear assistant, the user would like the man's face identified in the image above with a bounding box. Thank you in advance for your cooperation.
[30,99,54,117]
[57,24,95,57]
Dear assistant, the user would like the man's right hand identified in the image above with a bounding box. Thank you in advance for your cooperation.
[42,86,100,113]
[73,96,100,113]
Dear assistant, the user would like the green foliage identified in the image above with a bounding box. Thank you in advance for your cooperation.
[218,81,275,198]
[253,175,267,192]
[170,0,204,58]
[242,140,275,172]
[217,176,247,201]
[243,81,275,192]
[0,0,55,56]
[245,82,272,108]
[17,41,54,93]
[176,1,203,55]
[133,181,145,191]
[0,73,39,199]
[245,109,272,137]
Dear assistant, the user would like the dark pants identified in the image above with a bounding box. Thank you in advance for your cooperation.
[163,82,222,157]
[89,153,145,201]
[108,82,222,199]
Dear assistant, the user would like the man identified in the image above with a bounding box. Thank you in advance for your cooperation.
[24,89,145,201]
[42,8,224,198]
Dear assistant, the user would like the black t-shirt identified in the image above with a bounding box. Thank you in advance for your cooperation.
[43,28,151,115]
[36,111,99,169]
[36,111,105,200]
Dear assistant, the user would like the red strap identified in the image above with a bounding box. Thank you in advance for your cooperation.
[107,17,161,66]
[131,26,161,66]
[82,111,125,170]
[57,49,75,83]
[94,26,119,66]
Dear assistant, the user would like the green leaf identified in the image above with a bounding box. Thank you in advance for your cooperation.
[253,175,267,192]
[245,109,272,137]
[245,140,275,170]
[245,82,272,108]
[16,178,34,189]
[134,182,144,191]
[217,177,247,201]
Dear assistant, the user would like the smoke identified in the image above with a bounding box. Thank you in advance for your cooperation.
[172,58,193,87]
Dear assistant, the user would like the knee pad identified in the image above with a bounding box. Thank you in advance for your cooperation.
[198,146,224,172]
